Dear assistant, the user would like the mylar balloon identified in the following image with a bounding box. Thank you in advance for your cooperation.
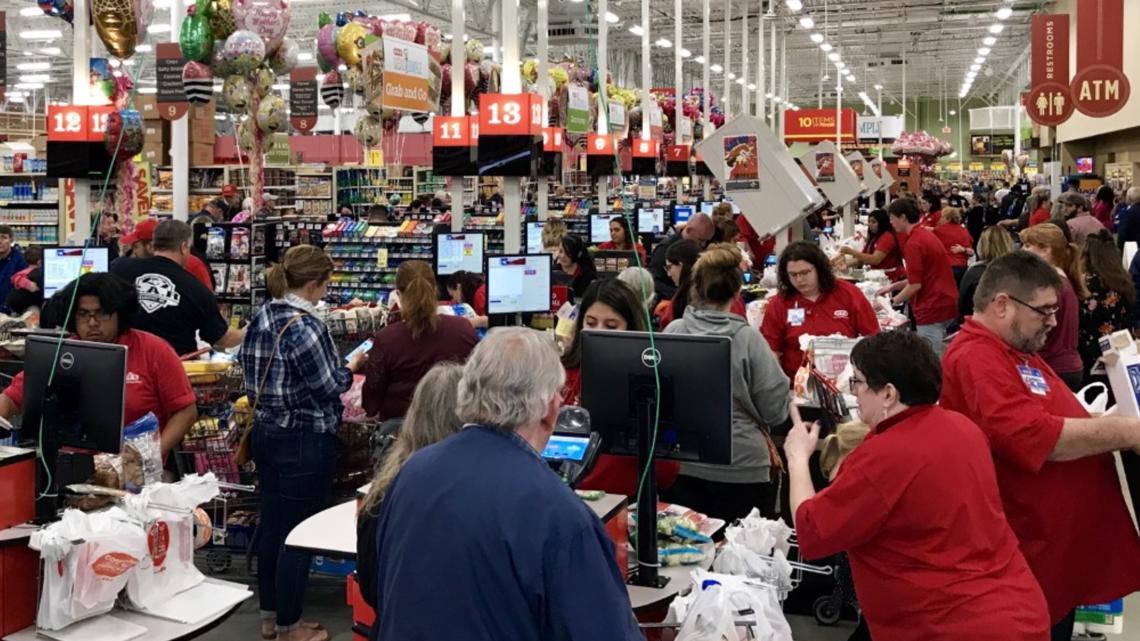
[206,0,237,40]
[316,24,340,69]
[104,109,145,157]
[354,115,382,147]
[317,11,331,27]
[347,67,365,95]
[179,11,214,62]
[134,0,153,44]
[231,0,290,55]
[256,95,287,133]
[210,39,235,76]
[320,71,344,109]
[222,74,254,110]
[465,38,482,63]
[182,61,214,105]
[237,116,257,152]
[251,67,274,97]
[222,30,266,74]
[92,0,140,59]
[268,37,298,75]
[336,21,366,67]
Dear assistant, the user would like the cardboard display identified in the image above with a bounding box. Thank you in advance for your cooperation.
[797,141,860,206]
[870,158,895,191]
[848,152,882,193]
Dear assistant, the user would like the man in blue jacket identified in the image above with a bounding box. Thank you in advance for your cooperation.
[1116,187,1140,250]
[0,226,27,314]
[372,327,643,641]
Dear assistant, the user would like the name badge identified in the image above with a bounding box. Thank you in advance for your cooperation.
[1018,364,1049,396]
[788,308,806,327]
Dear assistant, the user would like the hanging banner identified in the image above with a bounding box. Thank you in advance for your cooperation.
[676,115,693,145]
[608,100,626,135]
[0,13,7,102]
[289,68,318,133]
[364,38,434,113]
[1070,0,1129,118]
[784,108,857,143]
[133,161,152,220]
[156,43,188,120]
[566,86,589,134]
[1027,14,1072,126]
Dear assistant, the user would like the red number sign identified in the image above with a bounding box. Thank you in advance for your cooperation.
[47,105,88,142]
[542,127,564,153]
[632,138,659,158]
[434,116,471,147]
[87,106,114,143]
[478,94,540,137]
[587,133,616,156]
[666,145,690,162]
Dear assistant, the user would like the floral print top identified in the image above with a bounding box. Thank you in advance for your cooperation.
[1079,272,1135,376]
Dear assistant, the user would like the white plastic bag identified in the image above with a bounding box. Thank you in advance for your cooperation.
[676,582,740,641]
[30,507,148,630]
[1076,382,1108,415]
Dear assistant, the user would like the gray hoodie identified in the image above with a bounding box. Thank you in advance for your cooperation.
[664,307,790,483]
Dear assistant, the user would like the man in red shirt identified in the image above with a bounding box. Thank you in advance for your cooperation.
[880,198,958,357]
[942,251,1140,640]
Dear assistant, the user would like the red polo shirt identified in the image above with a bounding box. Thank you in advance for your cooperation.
[902,225,958,325]
[1029,208,1052,227]
[760,279,880,379]
[3,329,196,432]
[797,405,1049,641]
[932,223,974,268]
[942,319,1140,623]
[919,210,942,228]
[862,231,907,281]
[737,215,775,263]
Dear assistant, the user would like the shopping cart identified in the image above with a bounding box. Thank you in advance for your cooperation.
[194,481,259,575]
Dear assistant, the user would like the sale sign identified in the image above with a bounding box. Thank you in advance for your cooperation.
[434,116,471,147]
[156,43,189,120]
[783,108,857,143]
[1071,0,1130,117]
[289,68,318,133]
[478,94,540,137]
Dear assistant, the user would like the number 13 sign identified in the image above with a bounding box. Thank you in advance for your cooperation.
[478,94,542,137]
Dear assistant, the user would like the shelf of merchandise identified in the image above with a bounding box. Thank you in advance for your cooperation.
[0,172,62,245]
[334,167,388,212]
[203,219,280,327]
[277,217,329,256]
[414,167,447,199]
[321,220,436,305]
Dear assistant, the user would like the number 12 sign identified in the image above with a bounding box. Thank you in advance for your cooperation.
[47,105,115,143]
[478,94,541,137]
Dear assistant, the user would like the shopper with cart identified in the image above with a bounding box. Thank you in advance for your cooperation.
[787,330,1049,641]
[941,251,1140,641]
[239,245,367,641]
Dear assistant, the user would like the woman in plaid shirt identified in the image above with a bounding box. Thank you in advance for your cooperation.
[239,245,367,641]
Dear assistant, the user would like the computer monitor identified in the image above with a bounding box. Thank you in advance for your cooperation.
[486,254,553,314]
[1077,157,1094,174]
[526,221,545,254]
[592,250,639,276]
[672,204,695,225]
[590,213,619,243]
[43,247,110,299]
[637,207,665,234]
[699,201,716,216]
[433,232,486,276]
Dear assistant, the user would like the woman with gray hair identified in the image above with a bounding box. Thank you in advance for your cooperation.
[616,266,656,316]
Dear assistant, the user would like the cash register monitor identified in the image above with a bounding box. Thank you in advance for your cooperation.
[486,254,552,314]
[672,204,694,225]
[22,335,126,454]
[590,213,619,243]
[43,247,110,299]
[526,221,545,254]
[433,232,486,276]
[637,207,665,234]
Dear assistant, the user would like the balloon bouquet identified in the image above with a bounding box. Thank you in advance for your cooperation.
[891,131,954,174]
[313,11,443,152]
[180,0,296,212]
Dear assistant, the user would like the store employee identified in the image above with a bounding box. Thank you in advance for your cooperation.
[0,273,197,458]
[762,242,880,379]
[941,252,1140,639]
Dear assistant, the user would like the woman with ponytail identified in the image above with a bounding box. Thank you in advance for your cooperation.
[362,260,476,420]
[239,245,363,641]
[661,243,793,522]
[1019,224,1088,390]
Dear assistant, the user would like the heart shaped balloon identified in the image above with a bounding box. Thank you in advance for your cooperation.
[231,0,290,55]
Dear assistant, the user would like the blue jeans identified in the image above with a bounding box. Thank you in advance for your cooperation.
[253,424,337,631]
[916,320,952,359]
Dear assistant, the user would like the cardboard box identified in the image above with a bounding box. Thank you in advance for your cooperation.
[143,120,169,146]
[189,141,215,166]
[140,142,168,165]
[1100,330,1140,416]
[189,101,216,121]
[188,117,215,144]
[133,94,160,119]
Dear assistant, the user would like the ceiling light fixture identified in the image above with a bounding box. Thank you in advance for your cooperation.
[748,83,757,90]
[605,11,619,23]
[656,38,672,48]
[785,0,803,11]
[846,74,856,83]
[629,25,643,36]
[978,47,991,55]
[983,36,997,46]
[14,82,44,90]
[20,30,62,40]
[17,62,50,71]
[988,23,1004,34]
[810,32,824,43]
[19,74,50,83]
[974,56,985,64]
[18,7,44,16]
[820,43,832,52]
[680,48,691,58]
[736,78,745,85]
[147,24,171,34]
[135,44,152,53]
[727,72,737,79]
[970,63,981,72]
[874,84,883,90]
[827,52,840,62]
[693,55,705,64]
[138,87,158,94]
[710,63,723,73]
[948,109,956,115]
[799,17,814,29]
[995,6,1013,20]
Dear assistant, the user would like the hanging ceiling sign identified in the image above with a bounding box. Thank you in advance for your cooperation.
[1027,14,1073,126]
[856,115,903,141]
[289,68,318,134]
[1070,0,1130,118]
[156,43,188,120]
[608,100,626,136]
[784,108,858,143]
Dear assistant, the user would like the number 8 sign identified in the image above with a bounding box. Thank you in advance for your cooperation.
[587,133,615,156]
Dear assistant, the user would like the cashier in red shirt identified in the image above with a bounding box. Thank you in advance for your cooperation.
[931,207,975,282]
[0,273,198,458]
[761,241,880,379]
[787,331,1049,641]
[879,198,958,358]
[446,270,488,328]
[837,209,906,281]
[941,251,1140,639]
[918,192,942,227]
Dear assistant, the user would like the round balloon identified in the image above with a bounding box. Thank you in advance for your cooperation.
[316,24,340,69]
[179,12,213,62]
[210,39,235,76]
[347,67,365,95]
[92,0,139,59]
[465,38,482,63]
[268,37,298,75]
[223,30,266,74]
[336,21,366,67]
[207,0,237,39]
[104,109,145,157]
[222,74,254,110]
[231,0,290,55]
[251,67,274,97]
[182,61,214,105]
[365,101,382,119]
[320,71,344,109]
[236,116,257,152]
[354,115,382,147]
[256,95,286,133]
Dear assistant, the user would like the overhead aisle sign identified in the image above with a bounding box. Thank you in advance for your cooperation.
[1071,0,1130,117]
[1027,14,1072,126]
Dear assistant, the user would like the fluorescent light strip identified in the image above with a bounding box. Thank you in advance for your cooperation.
[20,30,62,40]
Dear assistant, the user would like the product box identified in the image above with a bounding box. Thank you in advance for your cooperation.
[188,118,215,144]
[1100,330,1140,417]
[140,142,168,165]
[189,142,215,167]
[189,101,216,121]
[133,94,160,120]
[143,121,169,146]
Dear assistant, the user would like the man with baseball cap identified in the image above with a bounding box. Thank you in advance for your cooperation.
[117,218,213,292]
[198,185,243,221]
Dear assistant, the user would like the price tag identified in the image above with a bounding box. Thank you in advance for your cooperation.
[86,106,114,143]
[632,138,658,158]
[433,116,471,147]
[47,105,89,142]
[542,127,564,153]
[587,133,616,156]
[478,93,539,137]
[666,145,690,162]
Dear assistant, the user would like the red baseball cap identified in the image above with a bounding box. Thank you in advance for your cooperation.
[121,218,159,245]
[222,184,238,197]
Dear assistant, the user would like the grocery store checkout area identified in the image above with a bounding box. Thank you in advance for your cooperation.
[0,336,250,640]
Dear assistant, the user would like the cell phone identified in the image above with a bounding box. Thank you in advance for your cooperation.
[345,339,373,363]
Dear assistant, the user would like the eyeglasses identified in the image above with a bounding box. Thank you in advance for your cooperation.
[1007,294,1060,318]
[787,267,816,279]
[848,376,867,394]
[75,309,113,323]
